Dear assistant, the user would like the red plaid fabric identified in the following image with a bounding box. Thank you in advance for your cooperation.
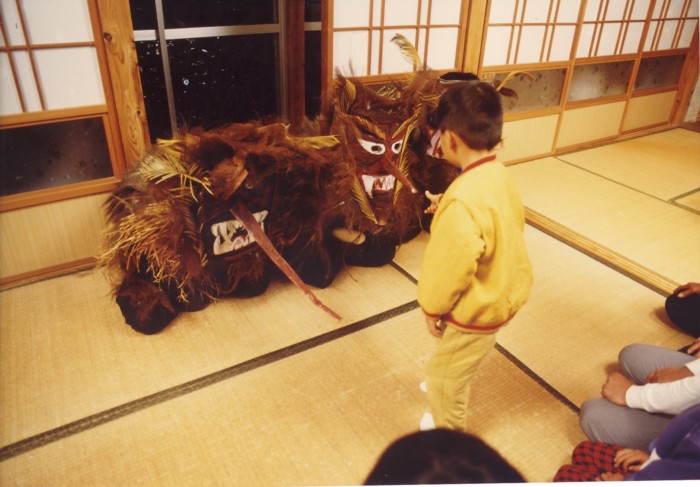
[554,441,625,482]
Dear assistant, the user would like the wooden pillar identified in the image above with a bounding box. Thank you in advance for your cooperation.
[94,0,150,168]
[286,0,306,130]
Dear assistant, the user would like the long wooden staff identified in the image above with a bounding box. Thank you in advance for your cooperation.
[230,201,342,321]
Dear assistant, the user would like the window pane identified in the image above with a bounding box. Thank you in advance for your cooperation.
[134,40,171,142]
[634,54,686,91]
[0,118,112,197]
[490,69,566,113]
[568,61,633,102]
[168,35,279,130]
[305,0,322,22]
[130,0,158,31]
[305,31,321,118]
[163,0,277,28]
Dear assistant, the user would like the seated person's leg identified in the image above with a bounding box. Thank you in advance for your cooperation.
[579,397,673,450]
[618,343,694,384]
[666,293,700,337]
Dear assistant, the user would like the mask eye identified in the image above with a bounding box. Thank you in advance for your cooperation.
[358,138,386,155]
[391,139,403,155]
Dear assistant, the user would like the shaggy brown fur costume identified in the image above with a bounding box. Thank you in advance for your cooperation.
[101,122,346,334]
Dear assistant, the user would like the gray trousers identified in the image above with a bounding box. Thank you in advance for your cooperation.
[579,343,694,450]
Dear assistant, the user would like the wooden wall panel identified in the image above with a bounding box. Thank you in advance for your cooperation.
[556,102,626,149]
[623,91,677,132]
[499,115,559,164]
[0,194,107,280]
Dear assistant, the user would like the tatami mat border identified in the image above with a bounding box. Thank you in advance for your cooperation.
[670,188,700,215]
[0,301,419,462]
[2,220,665,463]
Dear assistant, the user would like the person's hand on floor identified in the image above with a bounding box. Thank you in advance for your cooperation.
[674,282,700,298]
[686,336,700,357]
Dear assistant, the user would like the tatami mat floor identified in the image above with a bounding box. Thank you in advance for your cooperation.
[1,128,698,485]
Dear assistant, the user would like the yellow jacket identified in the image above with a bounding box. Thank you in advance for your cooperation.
[417,160,532,333]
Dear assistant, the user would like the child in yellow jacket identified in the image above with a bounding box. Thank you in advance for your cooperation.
[417,81,533,431]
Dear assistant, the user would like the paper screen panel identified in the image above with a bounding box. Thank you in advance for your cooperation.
[483,26,511,66]
[0,0,26,45]
[22,0,93,44]
[384,0,419,26]
[0,53,22,115]
[333,30,369,76]
[11,50,41,112]
[517,25,546,63]
[483,0,581,66]
[425,27,458,70]
[33,47,105,110]
[381,29,417,73]
[333,0,370,28]
[429,0,462,24]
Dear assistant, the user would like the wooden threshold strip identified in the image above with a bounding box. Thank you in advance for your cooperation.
[525,207,678,296]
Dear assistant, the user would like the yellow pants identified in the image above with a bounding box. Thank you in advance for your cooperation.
[426,326,496,431]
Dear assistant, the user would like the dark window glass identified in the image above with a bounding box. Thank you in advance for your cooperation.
[568,61,634,102]
[635,54,686,91]
[129,0,157,30]
[134,40,172,142]
[0,118,112,197]
[168,35,279,131]
[305,31,322,118]
[305,0,322,22]
[490,69,566,113]
[163,0,277,28]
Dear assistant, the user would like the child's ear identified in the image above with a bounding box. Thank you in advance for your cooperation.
[443,129,459,152]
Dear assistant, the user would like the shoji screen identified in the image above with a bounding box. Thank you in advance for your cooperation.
[479,0,699,157]
[0,0,121,206]
[331,0,465,77]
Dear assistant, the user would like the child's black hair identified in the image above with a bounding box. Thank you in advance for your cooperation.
[436,80,503,151]
[365,429,524,485]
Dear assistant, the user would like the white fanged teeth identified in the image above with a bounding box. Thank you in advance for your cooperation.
[211,210,269,256]
[361,174,396,197]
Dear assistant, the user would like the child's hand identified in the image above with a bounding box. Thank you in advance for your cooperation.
[423,312,444,338]
[613,448,648,472]
[424,191,443,214]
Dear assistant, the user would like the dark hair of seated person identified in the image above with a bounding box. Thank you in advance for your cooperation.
[364,429,524,485]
